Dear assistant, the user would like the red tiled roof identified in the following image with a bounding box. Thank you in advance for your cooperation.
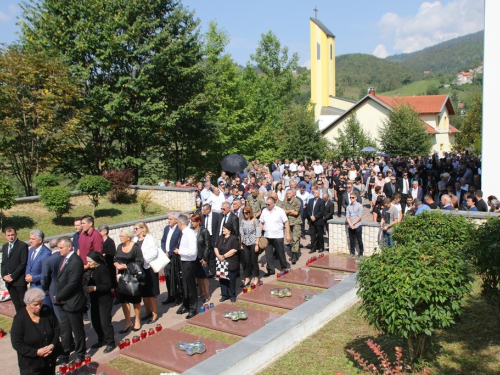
[375,94,455,115]
[424,123,438,134]
[449,125,460,134]
[458,72,471,77]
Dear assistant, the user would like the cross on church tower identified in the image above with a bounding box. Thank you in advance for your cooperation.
[313,6,318,18]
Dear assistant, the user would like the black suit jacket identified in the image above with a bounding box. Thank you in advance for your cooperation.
[323,199,335,222]
[1,239,29,287]
[307,197,326,226]
[216,212,239,240]
[161,225,182,256]
[397,177,412,194]
[41,252,62,305]
[383,181,401,199]
[201,212,221,246]
[55,253,86,313]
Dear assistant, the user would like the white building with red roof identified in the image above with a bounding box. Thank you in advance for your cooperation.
[321,88,459,154]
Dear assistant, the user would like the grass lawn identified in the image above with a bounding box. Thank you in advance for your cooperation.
[260,279,500,375]
[2,196,165,239]
[107,356,172,375]
[0,315,13,333]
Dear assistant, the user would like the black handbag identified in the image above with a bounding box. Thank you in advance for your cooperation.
[117,270,140,296]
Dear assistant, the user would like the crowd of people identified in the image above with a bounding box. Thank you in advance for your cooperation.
[1,151,496,374]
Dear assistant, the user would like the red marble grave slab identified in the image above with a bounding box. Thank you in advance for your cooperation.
[71,362,128,375]
[278,267,343,288]
[187,303,280,337]
[238,283,307,310]
[120,328,228,373]
[311,255,358,272]
[0,300,16,318]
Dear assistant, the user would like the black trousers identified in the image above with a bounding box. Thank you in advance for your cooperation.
[309,223,324,251]
[208,247,216,277]
[7,284,27,313]
[348,226,364,256]
[243,244,259,278]
[90,295,115,345]
[220,270,237,300]
[181,261,197,313]
[58,307,86,358]
[337,192,344,215]
[264,238,288,272]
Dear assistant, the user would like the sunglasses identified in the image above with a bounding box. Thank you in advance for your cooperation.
[350,196,356,199]
[243,212,250,215]
[133,227,141,230]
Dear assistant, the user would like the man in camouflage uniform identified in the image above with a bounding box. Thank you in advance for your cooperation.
[283,188,303,265]
[247,186,266,218]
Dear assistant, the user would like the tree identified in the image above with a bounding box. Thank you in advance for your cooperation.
[0,176,17,230]
[426,84,439,95]
[378,104,433,158]
[332,113,376,159]
[40,186,70,219]
[0,45,81,196]
[78,175,111,215]
[277,103,328,161]
[34,173,59,193]
[21,0,214,180]
[401,73,412,85]
[454,93,482,152]
[357,212,474,361]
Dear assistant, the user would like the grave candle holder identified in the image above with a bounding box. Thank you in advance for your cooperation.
[85,355,91,364]
[75,358,83,368]
[59,364,68,375]
[200,306,205,313]
[210,303,214,309]
[118,340,125,349]
[68,362,75,372]
[132,335,140,343]
[140,330,147,339]
[155,323,162,332]
[125,338,131,347]
[148,328,155,336]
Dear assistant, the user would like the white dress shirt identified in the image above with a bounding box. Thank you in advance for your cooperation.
[178,227,197,261]
[260,206,288,239]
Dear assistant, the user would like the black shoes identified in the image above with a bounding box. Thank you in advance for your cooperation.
[219,297,229,302]
[186,311,197,319]
[140,313,152,321]
[176,306,188,314]
[262,272,275,278]
[56,355,69,366]
[119,323,132,334]
[308,249,317,254]
[318,249,325,253]
[91,341,103,349]
[103,344,116,354]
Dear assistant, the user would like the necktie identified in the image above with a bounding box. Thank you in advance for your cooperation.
[204,215,208,228]
[220,215,227,235]
[313,199,317,212]
[60,257,68,271]
[234,209,238,215]
[8,243,13,256]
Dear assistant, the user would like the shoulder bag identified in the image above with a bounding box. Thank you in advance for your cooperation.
[149,249,170,273]
[117,270,140,296]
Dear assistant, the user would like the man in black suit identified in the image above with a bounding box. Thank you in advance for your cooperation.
[322,193,335,237]
[201,204,220,277]
[1,227,29,313]
[398,171,412,206]
[41,238,62,321]
[160,213,182,304]
[307,188,326,253]
[217,202,239,239]
[383,176,401,199]
[55,237,86,365]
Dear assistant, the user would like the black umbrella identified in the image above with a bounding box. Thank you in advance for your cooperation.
[220,154,248,173]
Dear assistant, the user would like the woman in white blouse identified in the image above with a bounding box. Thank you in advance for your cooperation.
[133,222,160,324]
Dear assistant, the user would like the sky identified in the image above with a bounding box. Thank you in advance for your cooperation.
[0,0,485,67]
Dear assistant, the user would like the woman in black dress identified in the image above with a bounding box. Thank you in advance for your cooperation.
[98,224,117,291]
[86,251,115,353]
[11,288,60,375]
[114,228,144,332]
[133,221,160,324]
[214,224,240,303]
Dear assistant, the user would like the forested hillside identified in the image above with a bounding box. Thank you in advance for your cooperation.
[387,31,484,74]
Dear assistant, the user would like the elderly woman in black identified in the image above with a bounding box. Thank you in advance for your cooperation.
[11,287,60,375]
[214,224,240,303]
[86,251,115,353]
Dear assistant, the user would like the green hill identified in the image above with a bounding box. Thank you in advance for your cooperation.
[386,31,484,74]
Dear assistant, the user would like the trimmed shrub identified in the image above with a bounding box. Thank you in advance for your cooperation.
[40,186,70,218]
[78,175,112,215]
[137,190,153,214]
[34,173,59,192]
[470,217,500,315]
[102,168,135,203]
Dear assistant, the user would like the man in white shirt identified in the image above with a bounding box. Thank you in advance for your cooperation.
[260,197,291,277]
[289,159,298,172]
[173,215,198,319]
[200,182,213,205]
[205,186,226,213]
[313,159,324,175]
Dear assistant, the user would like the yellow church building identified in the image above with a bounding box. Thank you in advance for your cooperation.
[310,17,459,154]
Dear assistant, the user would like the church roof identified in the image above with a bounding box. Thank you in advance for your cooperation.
[320,106,346,116]
[449,125,460,134]
[375,94,456,116]
[310,18,335,38]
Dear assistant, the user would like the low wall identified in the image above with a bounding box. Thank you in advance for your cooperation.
[130,185,196,212]
[328,210,500,257]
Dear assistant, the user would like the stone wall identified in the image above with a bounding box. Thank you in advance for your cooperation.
[328,210,500,257]
[129,185,196,212]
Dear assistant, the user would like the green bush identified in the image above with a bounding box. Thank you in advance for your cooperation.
[0,176,17,230]
[78,175,112,215]
[34,173,59,193]
[137,190,153,214]
[40,186,70,218]
[470,217,500,315]
[357,211,475,361]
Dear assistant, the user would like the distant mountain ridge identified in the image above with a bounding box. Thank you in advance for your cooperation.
[386,30,484,74]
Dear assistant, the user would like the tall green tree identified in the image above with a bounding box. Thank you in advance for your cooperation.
[332,113,375,159]
[0,45,81,196]
[278,103,328,161]
[21,0,214,180]
[0,175,17,230]
[454,93,482,152]
[378,104,433,158]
